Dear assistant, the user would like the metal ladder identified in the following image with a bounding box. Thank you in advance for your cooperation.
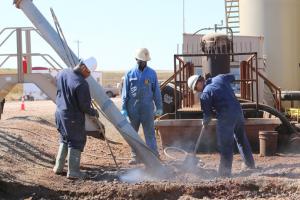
[224,0,240,34]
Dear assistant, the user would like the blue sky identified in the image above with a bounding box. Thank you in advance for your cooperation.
[0,0,224,71]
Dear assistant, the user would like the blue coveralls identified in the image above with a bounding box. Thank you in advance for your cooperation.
[55,69,96,151]
[200,73,255,176]
[122,65,162,157]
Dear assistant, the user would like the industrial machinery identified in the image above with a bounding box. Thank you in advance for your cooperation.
[157,30,300,154]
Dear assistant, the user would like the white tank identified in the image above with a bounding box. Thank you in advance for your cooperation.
[240,0,300,91]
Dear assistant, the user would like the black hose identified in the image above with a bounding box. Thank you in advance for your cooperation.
[241,103,297,134]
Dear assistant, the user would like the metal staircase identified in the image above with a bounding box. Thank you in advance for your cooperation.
[224,0,240,34]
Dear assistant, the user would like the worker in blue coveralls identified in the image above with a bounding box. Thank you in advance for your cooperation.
[187,73,255,177]
[53,57,99,179]
[121,48,163,165]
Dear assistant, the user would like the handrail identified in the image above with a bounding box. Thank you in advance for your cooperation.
[164,52,281,116]
[0,27,37,47]
[160,56,186,90]
[0,27,35,34]
[246,54,256,62]
[0,53,64,70]
[0,30,16,47]
[173,55,196,112]
[0,27,64,71]
[245,56,281,110]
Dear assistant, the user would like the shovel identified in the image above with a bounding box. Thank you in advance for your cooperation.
[183,125,207,167]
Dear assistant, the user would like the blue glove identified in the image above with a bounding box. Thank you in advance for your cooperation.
[155,109,163,117]
[121,109,128,118]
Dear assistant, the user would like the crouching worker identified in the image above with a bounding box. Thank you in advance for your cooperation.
[53,57,99,179]
[187,73,255,177]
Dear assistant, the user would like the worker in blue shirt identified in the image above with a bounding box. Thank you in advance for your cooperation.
[187,73,255,177]
[53,57,99,179]
[121,48,163,164]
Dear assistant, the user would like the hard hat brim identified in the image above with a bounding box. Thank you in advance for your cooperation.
[135,56,151,62]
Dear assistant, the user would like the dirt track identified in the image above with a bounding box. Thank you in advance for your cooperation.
[0,99,300,199]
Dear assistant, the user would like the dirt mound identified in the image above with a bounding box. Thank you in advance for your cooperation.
[0,100,300,199]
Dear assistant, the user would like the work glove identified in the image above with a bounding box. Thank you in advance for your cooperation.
[121,109,128,118]
[154,109,163,117]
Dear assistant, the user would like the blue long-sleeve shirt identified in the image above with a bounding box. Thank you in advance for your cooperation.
[200,73,242,123]
[56,69,96,116]
[121,65,162,111]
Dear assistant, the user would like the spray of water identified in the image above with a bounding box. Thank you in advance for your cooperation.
[120,167,166,183]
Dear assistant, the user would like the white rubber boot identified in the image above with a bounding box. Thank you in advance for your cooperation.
[67,148,85,179]
[53,143,68,174]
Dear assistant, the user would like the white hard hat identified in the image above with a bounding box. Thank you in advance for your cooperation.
[83,57,97,71]
[187,75,201,92]
[135,48,151,61]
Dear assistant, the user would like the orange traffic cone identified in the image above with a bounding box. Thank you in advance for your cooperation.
[21,96,25,111]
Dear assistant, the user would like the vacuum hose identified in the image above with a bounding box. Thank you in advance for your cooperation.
[241,103,298,134]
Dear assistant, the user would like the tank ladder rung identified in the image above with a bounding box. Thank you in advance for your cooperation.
[224,0,240,34]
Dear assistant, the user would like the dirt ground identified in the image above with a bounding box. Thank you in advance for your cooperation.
[0,99,300,200]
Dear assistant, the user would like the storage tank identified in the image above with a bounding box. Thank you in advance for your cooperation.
[240,0,300,91]
[201,33,231,78]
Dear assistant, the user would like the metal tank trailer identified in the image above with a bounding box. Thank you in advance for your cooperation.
[156,32,300,155]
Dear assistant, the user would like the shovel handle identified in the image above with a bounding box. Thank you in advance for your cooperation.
[193,126,206,154]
